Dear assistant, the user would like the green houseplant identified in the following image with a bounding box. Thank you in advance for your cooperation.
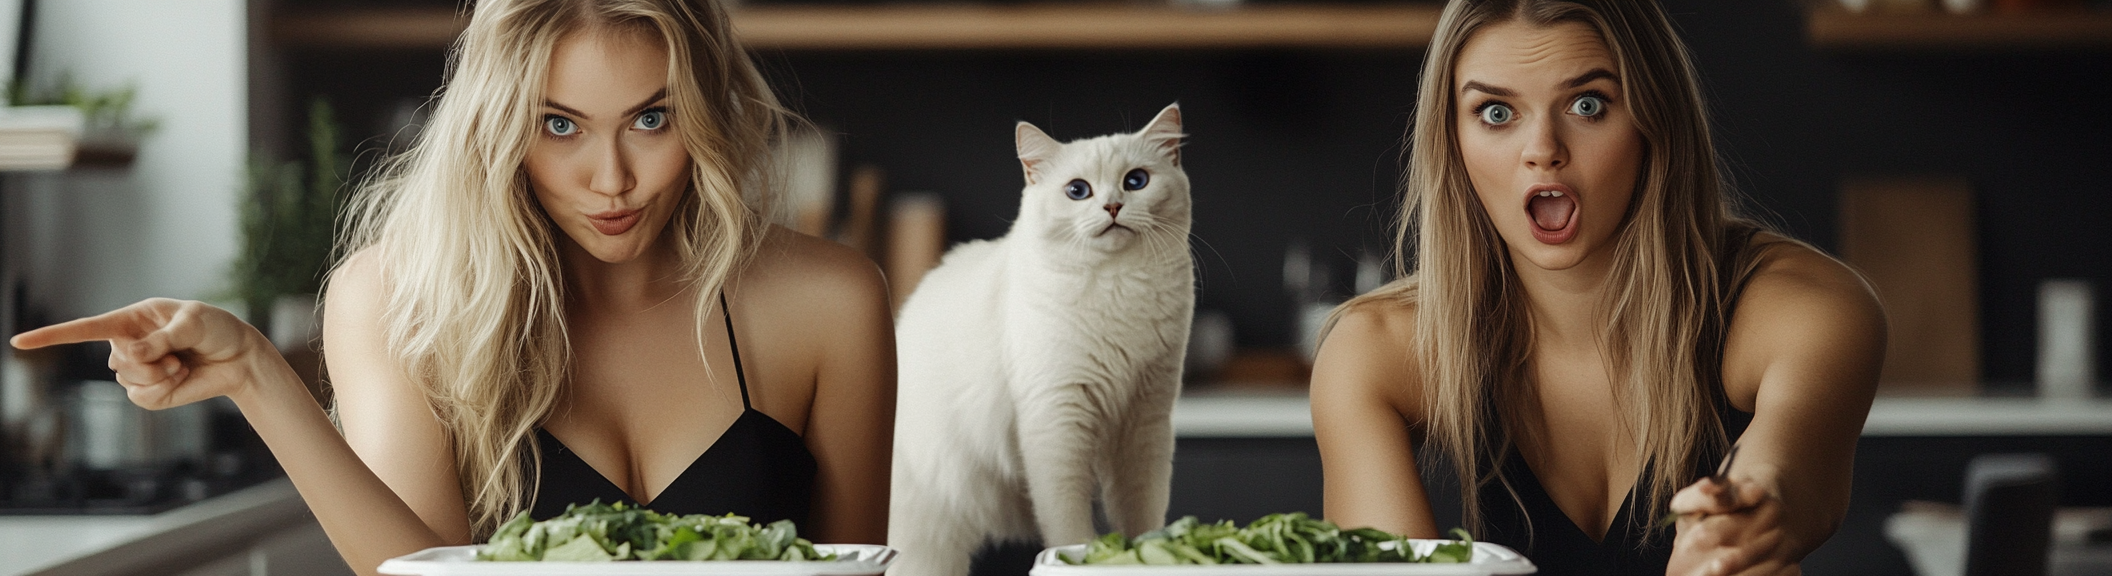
[231,99,346,344]
[8,75,162,165]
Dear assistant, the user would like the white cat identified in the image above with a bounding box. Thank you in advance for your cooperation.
[887,103,1194,576]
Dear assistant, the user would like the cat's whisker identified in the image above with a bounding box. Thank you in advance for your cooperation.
[1186,233,1228,285]
[1131,220,1223,287]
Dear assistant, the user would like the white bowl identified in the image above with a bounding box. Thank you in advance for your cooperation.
[1028,540,1536,575]
[377,544,896,576]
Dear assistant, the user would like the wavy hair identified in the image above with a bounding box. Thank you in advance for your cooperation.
[334,0,789,538]
[1339,0,1786,543]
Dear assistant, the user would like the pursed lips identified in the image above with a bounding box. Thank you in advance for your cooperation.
[586,208,643,235]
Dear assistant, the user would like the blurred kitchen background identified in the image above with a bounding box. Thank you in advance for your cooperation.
[0,0,2109,574]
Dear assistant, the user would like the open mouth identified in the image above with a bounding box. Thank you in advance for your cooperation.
[1525,185,1578,245]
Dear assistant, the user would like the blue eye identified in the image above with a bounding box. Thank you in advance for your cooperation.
[634,110,666,131]
[1122,169,1149,191]
[1064,179,1092,200]
[1570,95,1607,118]
[545,116,578,136]
[1477,103,1515,126]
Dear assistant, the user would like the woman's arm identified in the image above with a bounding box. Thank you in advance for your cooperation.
[765,231,896,545]
[1312,301,1438,537]
[322,251,477,547]
[12,251,467,576]
[1669,246,1886,575]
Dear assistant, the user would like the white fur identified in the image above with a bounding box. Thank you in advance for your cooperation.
[888,104,1194,576]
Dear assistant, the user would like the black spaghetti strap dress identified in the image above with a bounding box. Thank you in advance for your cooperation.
[1475,405,1755,574]
[1474,226,1766,574]
[530,293,818,527]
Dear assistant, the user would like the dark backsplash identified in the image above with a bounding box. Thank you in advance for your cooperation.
[267,0,2112,386]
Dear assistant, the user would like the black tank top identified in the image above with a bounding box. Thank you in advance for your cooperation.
[1475,405,1755,574]
[1474,225,1766,574]
[530,293,818,526]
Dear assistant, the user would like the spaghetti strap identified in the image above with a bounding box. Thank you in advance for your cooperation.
[719,291,751,410]
[531,289,814,526]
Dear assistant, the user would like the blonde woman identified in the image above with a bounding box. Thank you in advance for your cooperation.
[11,1,894,574]
[1312,1,1882,575]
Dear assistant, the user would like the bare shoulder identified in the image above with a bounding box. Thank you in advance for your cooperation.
[321,247,401,383]
[322,246,389,343]
[1311,291,1423,420]
[1733,234,1885,333]
[1322,296,1420,359]
[738,225,890,309]
[1722,234,1887,405]
[734,226,893,353]
[325,247,385,308]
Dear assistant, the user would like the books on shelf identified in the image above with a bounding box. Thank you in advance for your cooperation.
[0,105,83,171]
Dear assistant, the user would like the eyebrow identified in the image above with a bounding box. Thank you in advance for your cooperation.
[1564,68,1619,89]
[543,88,669,119]
[1459,68,1621,98]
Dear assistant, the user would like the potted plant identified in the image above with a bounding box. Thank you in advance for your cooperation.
[231,99,346,353]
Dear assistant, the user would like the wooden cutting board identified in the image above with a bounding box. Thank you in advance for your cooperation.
[1838,176,1979,393]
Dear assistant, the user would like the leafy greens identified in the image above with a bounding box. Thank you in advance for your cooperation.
[1064,513,1474,565]
[478,501,835,562]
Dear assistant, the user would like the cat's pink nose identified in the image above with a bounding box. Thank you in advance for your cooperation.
[1105,203,1124,218]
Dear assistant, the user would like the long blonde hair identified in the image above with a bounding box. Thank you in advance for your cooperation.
[1342,0,1780,542]
[335,0,789,538]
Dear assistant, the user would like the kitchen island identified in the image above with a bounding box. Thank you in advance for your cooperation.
[1163,389,2112,576]
[0,478,348,576]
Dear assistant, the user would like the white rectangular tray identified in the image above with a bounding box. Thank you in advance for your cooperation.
[1028,541,1536,575]
[377,544,896,576]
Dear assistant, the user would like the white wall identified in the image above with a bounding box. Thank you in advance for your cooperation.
[9,0,247,319]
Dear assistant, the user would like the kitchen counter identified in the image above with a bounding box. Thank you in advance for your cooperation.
[1169,389,2112,575]
[4,392,2098,575]
[0,478,345,576]
[1172,388,2112,437]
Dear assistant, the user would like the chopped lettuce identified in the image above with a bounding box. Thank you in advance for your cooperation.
[1063,514,1476,565]
[477,501,835,562]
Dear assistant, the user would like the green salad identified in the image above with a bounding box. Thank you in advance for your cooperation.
[478,501,835,562]
[1064,513,1474,565]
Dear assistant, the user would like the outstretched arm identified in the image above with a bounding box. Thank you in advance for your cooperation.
[13,252,467,576]
[1669,247,1886,576]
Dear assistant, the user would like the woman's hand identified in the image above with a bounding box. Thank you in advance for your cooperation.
[1666,477,1800,576]
[11,298,275,409]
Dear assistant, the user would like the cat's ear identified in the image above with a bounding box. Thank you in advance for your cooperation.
[1141,103,1185,167]
[1016,121,1062,186]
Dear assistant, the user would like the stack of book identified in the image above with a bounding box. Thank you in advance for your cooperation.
[0,105,83,171]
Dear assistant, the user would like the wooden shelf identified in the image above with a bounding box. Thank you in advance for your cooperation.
[1808,8,2112,50]
[733,4,1442,50]
[273,7,463,50]
[272,4,1444,51]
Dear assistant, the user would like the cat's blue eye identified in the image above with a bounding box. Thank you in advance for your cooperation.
[1477,103,1515,126]
[1122,169,1149,191]
[634,109,667,131]
[545,116,578,137]
[1064,179,1092,201]
[1569,95,1607,118]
